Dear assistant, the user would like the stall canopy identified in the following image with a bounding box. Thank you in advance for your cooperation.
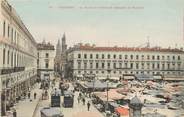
[84,80,108,89]
[73,112,103,117]
[135,74,154,81]
[115,107,129,116]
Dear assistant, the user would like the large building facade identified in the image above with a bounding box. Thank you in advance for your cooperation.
[0,0,37,116]
[67,44,184,80]
[37,41,55,81]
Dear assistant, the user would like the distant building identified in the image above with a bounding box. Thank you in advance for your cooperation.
[37,41,55,81]
[0,0,37,115]
[54,34,67,78]
[67,43,184,80]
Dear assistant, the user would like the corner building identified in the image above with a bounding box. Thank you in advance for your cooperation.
[0,0,37,115]
[67,44,184,80]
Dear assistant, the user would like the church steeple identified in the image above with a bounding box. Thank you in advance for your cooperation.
[62,33,67,53]
[56,39,62,57]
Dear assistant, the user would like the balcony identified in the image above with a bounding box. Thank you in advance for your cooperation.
[0,67,25,75]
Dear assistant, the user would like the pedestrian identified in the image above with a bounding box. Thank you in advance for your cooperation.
[87,101,90,111]
[13,108,17,117]
[77,96,80,104]
[34,92,37,99]
[79,92,82,98]
[82,97,85,105]
[28,92,31,99]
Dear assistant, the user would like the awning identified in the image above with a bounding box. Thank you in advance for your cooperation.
[124,76,135,80]
[110,77,120,80]
[135,74,154,81]
[115,107,129,116]
[164,77,184,81]
[154,75,162,80]
[73,112,103,117]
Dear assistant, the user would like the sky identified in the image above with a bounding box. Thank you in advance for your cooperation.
[8,0,184,48]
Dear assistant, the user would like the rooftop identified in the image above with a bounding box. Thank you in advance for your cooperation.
[37,41,55,50]
[79,45,184,52]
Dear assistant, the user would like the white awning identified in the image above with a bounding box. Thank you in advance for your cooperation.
[153,75,162,80]
[110,77,119,80]
[124,76,135,80]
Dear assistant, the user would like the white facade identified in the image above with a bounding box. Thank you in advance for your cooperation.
[67,45,184,80]
[0,0,37,115]
[37,43,55,80]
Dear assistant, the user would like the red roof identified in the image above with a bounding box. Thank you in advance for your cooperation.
[115,107,129,116]
[78,45,183,53]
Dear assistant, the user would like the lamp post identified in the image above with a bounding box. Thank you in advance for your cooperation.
[92,74,95,95]
[106,69,111,112]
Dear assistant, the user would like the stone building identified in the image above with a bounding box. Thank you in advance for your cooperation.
[37,40,55,81]
[0,0,37,115]
[67,43,184,80]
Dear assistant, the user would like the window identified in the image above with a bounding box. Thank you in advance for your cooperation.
[147,63,150,69]
[136,55,139,60]
[157,56,160,60]
[90,62,93,69]
[11,52,13,67]
[141,55,144,60]
[11,28,13,42]
[167,63,170,69]
[102,63,105,69]
[157,64,160,69]
[3,49,5,64]
[78,62,81,69]
[78,54,81,58]
[96,54,99,59]
[125,55,128,59]
[152,56,155,60]
[162,56,165,60]
[119,55,122,59]
[45,62,49,68]
[130,63,133,69]
[102,54,104,59]
[108,63,110,68]
[46,53,49,58]
[3,21,5,37]
[8,25,10,37]
[84,54,87,59]
[7,50,9,64]
[147,55,150,60]
[178,56,180,60]
[141,63,144,69]
[136,63,139,69]
[113,54,116,59]
[108,54,110,59]
[96,63,99,69]
[113,63,116,69]
[125,63,127,68]
[14,54,16,67]
[162,64,165,70]
[37,53,39,58]
[119,63,122,68]
[84,62,87,69]
[173,56,175,60]
[130,55,133,59]
[90,54,93,59]
[167,56,170,60]
[152,63,155,69]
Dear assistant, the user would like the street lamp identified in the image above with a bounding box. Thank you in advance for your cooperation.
[106,69,111,112]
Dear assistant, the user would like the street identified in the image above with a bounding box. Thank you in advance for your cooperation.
[33,78,103,117]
